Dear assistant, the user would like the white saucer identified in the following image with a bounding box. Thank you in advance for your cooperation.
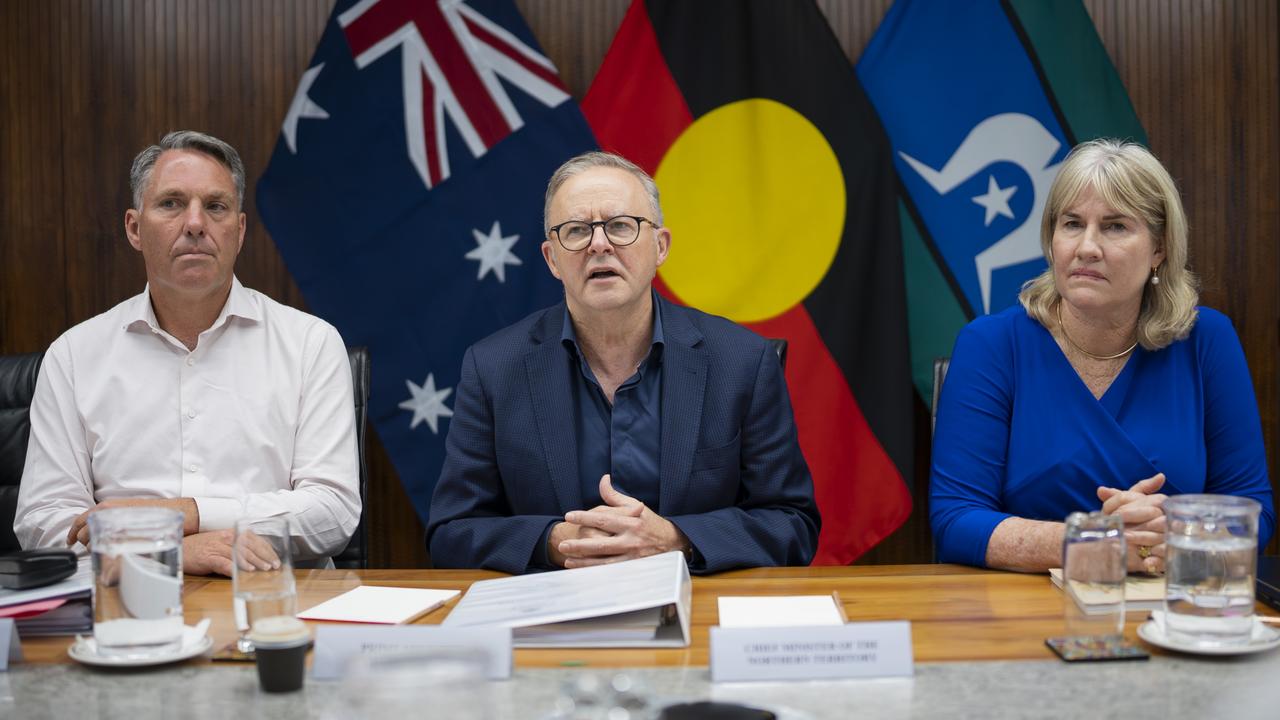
[1137,614,1280,656]
[69,630,213,667]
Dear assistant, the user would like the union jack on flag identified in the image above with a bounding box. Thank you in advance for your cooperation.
[257,0,597,531]
[339,0,571,188]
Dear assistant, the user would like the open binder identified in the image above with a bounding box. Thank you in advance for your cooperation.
[442,551,692,648]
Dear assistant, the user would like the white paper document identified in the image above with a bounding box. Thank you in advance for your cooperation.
[717,595,846,628]
[442,551,692,647]
[0,557,93,609]
[1049,569,1163,612]
[297,586,460,624]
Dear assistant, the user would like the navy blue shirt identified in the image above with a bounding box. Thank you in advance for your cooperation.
[560,295,665,509]
[531,295,665,569]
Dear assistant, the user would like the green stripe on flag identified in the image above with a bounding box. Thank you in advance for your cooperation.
[1006,0,1146,145]
[901,201,969,402]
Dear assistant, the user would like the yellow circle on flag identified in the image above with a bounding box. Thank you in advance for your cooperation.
[655,98,846,323]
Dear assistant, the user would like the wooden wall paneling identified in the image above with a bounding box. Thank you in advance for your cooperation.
[0,1,69,352]
[814,0,894,62]
[517,0,629,99]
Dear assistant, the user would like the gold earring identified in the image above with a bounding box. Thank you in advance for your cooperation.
[1150,266,1160,286]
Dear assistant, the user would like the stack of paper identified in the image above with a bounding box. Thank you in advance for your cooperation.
[716,595,847,628]
[1049,568,1164,612]
[514,606,666,644]
[297,586,460,624]
[0,558,94,636]
[443,551,692,648]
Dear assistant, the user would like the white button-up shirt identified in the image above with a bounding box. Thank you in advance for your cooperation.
[15,278,361,561]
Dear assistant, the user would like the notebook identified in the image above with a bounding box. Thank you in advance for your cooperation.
[1049,569,1164,612]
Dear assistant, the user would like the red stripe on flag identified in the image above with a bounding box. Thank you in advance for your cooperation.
[747,306,912,565]
[581,0,692,172]
[462,16,567,93]
[421,67,442,187]
[345,0,513,149]
[340,0,408,58]
[413,0,511,148]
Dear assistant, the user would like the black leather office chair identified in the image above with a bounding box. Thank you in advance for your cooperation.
[332,347,371,569]
[930,357,950,437]
[0,352,44,553]
[767,338,788,369]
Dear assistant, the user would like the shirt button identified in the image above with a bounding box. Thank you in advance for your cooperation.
[188,464,198,473]
[187,409,196,419]
[186,357,195,366]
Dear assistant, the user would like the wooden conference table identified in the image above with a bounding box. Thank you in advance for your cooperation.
[11,564,1280,719]
[22,562,1279,665]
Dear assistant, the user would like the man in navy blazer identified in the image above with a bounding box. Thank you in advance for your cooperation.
[426,152,820,574]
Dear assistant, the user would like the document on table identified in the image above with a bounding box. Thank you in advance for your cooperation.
[0,557,92,608]
[0,558,93,637]
[442,551,692,647]
[1049,568,1164,612]
[717,595,847,628]
[297,586,460,624]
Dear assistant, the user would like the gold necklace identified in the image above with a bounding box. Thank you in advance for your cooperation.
[1056,302,1138,361]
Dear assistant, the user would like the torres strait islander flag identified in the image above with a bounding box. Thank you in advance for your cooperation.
[858,0,1145,400]
[257,0,596,525]
[584,0,913,564]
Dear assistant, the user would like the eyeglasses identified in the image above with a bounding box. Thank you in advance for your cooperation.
[547,215,655,252]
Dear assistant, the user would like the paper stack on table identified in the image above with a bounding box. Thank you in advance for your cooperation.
[716,595,847,628]
[1049,568,1164,612]
[0,558,93,636]
[442,551,692,648]
[297,586,459,624]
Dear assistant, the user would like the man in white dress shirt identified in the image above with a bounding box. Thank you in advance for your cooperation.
[14,130,360,575]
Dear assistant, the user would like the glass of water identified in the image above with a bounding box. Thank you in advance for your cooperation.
[1164,494,1260,647]
[88,507,184,657]
[1062,511,1126,639]
[232,517,296,653]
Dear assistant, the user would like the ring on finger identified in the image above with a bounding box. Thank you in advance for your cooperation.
[1137,545,1152,559]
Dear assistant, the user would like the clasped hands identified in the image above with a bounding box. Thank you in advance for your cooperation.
[65,497,278,577]
[1097,473,1167,574]
[548,474,691,569]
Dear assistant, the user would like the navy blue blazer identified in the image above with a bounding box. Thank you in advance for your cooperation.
[426,294,820,574]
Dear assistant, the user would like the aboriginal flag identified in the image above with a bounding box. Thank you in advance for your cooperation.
[583,0,912,564]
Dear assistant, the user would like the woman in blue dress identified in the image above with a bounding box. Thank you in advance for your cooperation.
[930,139,1275,573]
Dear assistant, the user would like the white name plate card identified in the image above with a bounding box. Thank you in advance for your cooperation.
[310,625,512,680]
[0,619,21,671]
[710,622,914,683]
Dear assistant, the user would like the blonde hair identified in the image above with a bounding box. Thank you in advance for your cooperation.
[1019,139,1198,349]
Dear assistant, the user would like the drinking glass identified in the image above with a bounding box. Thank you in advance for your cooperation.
[88,507,184,657]
[232,517,296,653]
[1062,511,1125,639]
[1164,494,1260,646]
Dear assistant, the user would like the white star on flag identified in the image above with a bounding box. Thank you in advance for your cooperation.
[282,64,330,154]
[398,374,454,434]
[464,221,522,283]
[971,175,1017,226]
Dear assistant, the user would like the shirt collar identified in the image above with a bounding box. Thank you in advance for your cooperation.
[561,288,666,358]
[124,276,262,333]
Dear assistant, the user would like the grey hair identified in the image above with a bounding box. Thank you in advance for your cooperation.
[543,151,663,234]
[1019,138,1198,350]
[129,130,246,211]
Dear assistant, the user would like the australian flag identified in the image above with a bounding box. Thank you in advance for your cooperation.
[257,0,596,526]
